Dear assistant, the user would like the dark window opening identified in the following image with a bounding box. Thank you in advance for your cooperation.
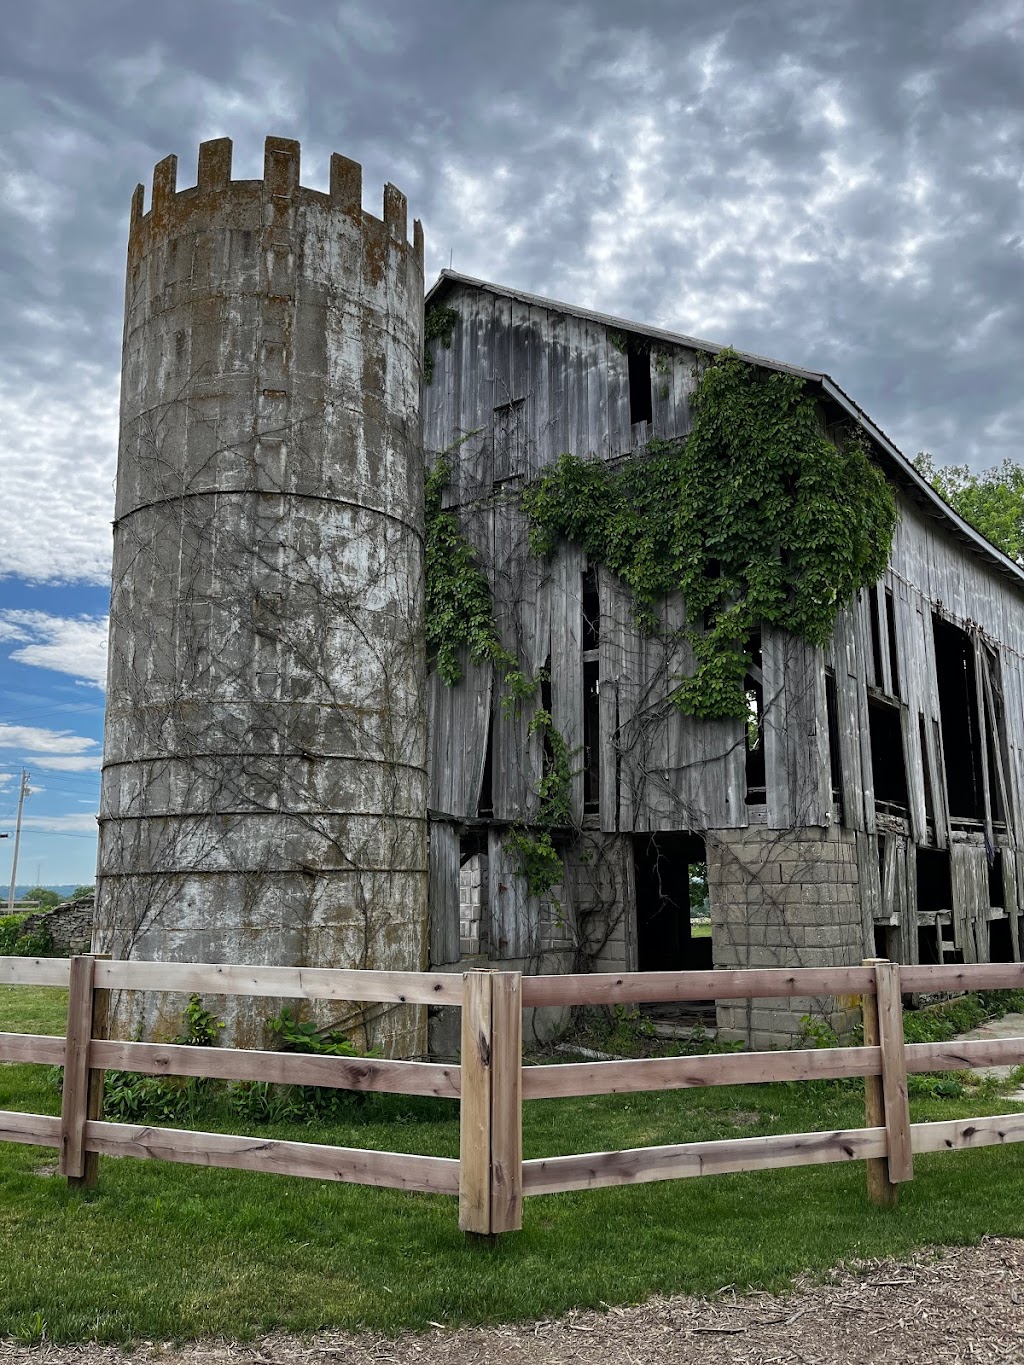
[744,634,766,805]
[582,564,600,652]
[990,915,1014,964]
[917,847,952,913]
[933,614,984,821]
[627,343,652,426]
[583,658,600,814]
[885,588,901,697]
[868,589,884,687]
[539,670,555,771]
[634,832,709,974]
[825,668,843,812]
[868,697,908,808]
[478,711,494,818]
[919,715,935,825]
[989,849,1004,908]
[873,924,889,959]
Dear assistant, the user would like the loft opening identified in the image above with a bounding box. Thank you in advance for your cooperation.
[626,339,652,427]
[932,614,984,822]
[867,695,908,811]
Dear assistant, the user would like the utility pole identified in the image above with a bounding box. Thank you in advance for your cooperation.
[6,770,29,911]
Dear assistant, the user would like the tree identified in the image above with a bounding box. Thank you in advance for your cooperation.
[71,885,95,900]
[914,455,1024,564]
[23,887,61,910]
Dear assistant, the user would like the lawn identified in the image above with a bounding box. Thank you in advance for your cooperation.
[2,983,1024,1343]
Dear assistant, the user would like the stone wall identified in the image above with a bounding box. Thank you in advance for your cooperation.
[708,825,865,1048]
[22,896,94,956]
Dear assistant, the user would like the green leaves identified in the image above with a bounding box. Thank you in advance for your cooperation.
[523,350,898,719]
[915,453,1024,564]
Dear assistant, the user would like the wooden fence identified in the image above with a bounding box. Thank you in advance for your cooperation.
[2,954,1024,1235]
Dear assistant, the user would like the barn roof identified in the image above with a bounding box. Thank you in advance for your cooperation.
[428,270,1024,593]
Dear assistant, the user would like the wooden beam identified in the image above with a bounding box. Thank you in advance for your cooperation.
[0,1032,65,1066]
[912,1112,1024,1155]
[60,955,96,1180]
[875,959,913,1184]
[862,958,898,1207]
[92,1039,461,1099]
[0,956,71,987]
[521,966,876,1007]
[900,963,1024,992]
[908,1037,1024,1073]
[82,1121,459,1193]
[0,1110,61,1147]
[92,960,464,1006]
[523,1045,881,1100]
[522,1125,887,1195]
[459,971,493,1234]
[489,972,523,1233]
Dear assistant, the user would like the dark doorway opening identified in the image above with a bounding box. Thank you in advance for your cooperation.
[634,832,708,972]
[933,614,984,821]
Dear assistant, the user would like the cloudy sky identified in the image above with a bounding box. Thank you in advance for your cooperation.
[2,0,1024,883]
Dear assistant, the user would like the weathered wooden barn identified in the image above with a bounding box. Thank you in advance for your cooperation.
[423,270,1024,1048]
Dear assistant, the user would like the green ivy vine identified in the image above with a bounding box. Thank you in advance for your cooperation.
[423,305,459,385]
[522,349,898,720]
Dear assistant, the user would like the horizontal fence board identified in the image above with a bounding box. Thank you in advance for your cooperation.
[94,960,464,1006]
[523,1125,888,1193]
[84,1121,460,1194]
[0,1032,65,1066]
[523,1046,881,1099]
[92,1040,461,1099]
[0,957,71,988]
[911,1112,1024,1154]
[900,964,1024,992]
[908,1038,1024,1073]
[521,967,876,1007]
[0,1110,61,1148]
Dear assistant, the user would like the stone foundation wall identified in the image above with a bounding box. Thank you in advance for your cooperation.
[708,825,864,1048]
[23,897,94,956]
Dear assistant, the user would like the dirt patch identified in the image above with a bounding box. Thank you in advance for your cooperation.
[3,1238,1024,1364]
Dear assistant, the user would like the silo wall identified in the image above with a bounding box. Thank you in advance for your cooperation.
[93,136,428,1055]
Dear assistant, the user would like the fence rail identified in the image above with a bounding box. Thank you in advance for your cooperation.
[1,954,1023,1235]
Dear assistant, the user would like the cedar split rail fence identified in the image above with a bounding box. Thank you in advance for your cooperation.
[2,954,1024,1235]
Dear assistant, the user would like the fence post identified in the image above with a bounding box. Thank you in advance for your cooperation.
[875,958,913,1185]
[70,952,110,1189]
[459,970,494,1236]
[862,957,912,1205]
[489,971,522,1233]
[60,954,96,1182]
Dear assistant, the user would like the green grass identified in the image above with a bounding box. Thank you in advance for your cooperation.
[3,984,1024,1343]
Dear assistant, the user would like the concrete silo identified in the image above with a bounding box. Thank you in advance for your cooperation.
[94,137,428,1054]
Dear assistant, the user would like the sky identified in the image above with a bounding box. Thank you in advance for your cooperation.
[2,0,1024,883]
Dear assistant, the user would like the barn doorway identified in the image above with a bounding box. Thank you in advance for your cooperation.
[633,832,710,972]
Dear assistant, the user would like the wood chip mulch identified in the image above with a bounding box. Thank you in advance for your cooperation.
[6,1237,1024,1364]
